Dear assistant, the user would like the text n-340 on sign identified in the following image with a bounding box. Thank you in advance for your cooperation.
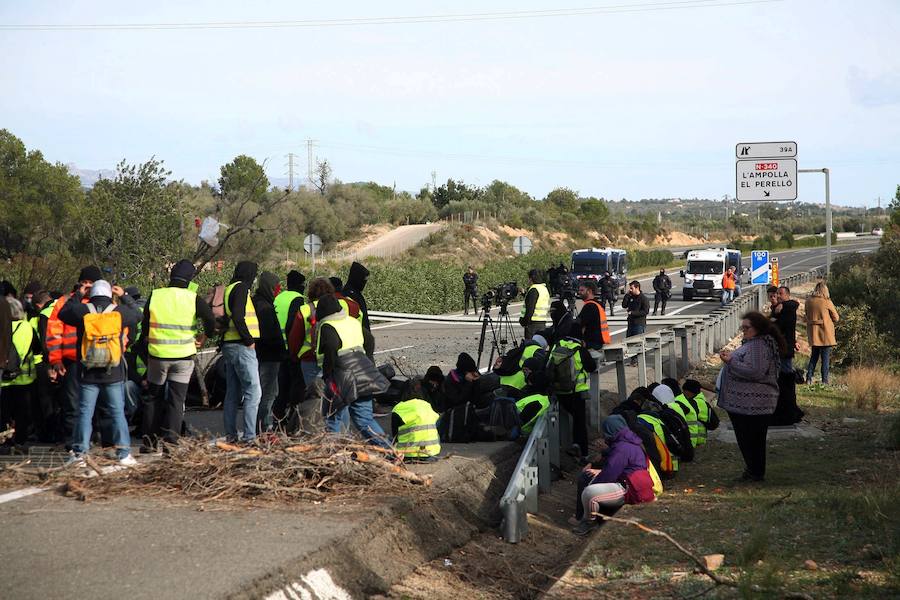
[736,159,797,201]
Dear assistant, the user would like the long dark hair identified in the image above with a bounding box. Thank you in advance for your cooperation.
[742,311,788,357]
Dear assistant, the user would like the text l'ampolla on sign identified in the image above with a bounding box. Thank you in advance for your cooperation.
[736,159,797,201]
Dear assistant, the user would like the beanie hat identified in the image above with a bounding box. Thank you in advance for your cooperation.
[531,334,548,349]
[661,377,682,398]
[170,259,197,284]
[683,379,702,394]
[456,352,478,374]
[124,286,141,300]
[287,270,306,292]
[23,281,42,296]
[79,265,103,283]
[314,294,342,320]
[328,277,344,291]
[601,414,628,440]
[424,365,444,383]
[89,280,112,299]
[651,384,675,405]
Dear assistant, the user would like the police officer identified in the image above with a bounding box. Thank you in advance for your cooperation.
[463,266,478,315]
[137,260,216,450]
[520,269,550,339]
[652,269,672,316]
[599,271,617,317]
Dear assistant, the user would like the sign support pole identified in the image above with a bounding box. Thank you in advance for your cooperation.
[799,168,831,276]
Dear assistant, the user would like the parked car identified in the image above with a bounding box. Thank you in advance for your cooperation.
[873,227,884,237]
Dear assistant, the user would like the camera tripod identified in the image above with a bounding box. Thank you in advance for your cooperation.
[476,300,520,370]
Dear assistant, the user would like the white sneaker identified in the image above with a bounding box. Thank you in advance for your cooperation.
[119,454,138,466]
[65,453,86,469]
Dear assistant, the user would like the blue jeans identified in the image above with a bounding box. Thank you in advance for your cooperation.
[626,324,646,338]
[222,343,262,442]
[324,397,389,448]
[257,361,281,433]
[72,381,131,459]
[721,289,734,306]
[807,346,832,384]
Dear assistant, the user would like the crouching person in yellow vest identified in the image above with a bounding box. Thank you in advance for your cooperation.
[391,399,441,460]
[221,261,262,443]
[2,298,42,446]
[676,379,719,446]
[495,334,548,398]
[136,260,217,451]
[516,394,550,435]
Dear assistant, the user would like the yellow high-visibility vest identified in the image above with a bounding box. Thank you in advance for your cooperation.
[2,320,36,387]
[273,291,303,346]
[521,283,550,323]
[499,344,541,390]
[223,282,260,342]
[515,394,550,434]
[393,399,441,458]
[296,302,315,359]
[671,395,702,448]
[315,314,365,366]
[147,287,198,358]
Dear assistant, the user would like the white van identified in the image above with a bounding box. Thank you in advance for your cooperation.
[680,248,742,300]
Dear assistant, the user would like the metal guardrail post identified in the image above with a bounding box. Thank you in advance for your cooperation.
[674,325,689,376]
[603,344,627,406]
[626,339,647,386]
[548,402,560,470]
[537,436,551,493]
[659,330,678,379]
[645,334,662,381]
[524,466,539,513]
[693,320,707,361]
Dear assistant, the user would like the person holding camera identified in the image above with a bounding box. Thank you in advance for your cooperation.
[520,269,550,340]
[463,266,478,315]
[652,269,672,316]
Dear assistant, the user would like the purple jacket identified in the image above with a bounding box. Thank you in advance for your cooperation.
[593,428,649,484]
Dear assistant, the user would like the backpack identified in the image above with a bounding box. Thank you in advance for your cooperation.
[484,397,522,441]
[81,304,123,370]
[546,344,579,394]
[2,322,23,382]
[204,284,227,332]
[437,402,483,443]
[659,406,694,463]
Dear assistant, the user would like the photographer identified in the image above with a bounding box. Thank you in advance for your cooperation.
[577,280,611,350]
[519,269,550,339]
[463,266,478,315]
[652,269,672,316]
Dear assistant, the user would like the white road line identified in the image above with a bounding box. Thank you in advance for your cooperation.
[662,301,705,316]
[0,486,46,505]
[373,345,415,355]
[371,321,412,330]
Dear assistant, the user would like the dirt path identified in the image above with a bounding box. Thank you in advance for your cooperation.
[339,223,445,260]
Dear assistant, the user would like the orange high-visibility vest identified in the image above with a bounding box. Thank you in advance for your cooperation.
[46,293,82,365]
[584,300,612,344]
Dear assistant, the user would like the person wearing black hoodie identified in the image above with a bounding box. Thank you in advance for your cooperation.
[136,260,216,450]
[221,261,262,443]
[274,270,306,424]
[342,261,371,331]
[253,272,286,433]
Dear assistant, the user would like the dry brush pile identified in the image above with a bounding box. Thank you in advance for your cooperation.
[1,435,433,506]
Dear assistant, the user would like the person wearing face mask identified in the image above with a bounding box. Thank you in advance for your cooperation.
[717,311,786,482]
[221,261,262,443]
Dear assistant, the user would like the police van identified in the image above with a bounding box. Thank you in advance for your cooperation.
[679,248,742,301]
[570,248,628,292]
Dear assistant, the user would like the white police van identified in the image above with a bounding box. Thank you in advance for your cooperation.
[679,248,742,301]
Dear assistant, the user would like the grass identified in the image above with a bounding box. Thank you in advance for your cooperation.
[559,385,900,599]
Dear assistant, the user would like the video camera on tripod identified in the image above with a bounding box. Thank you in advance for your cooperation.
[481,281,520,310]
[476,282,520,370]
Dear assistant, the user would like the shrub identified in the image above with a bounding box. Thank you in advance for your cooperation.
[833,305,896,367]
[843,366,900,411]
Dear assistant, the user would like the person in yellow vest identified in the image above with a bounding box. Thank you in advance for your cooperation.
[1,298,41,447]
[272,270,306,422]
[314,294,389,447]
[136,260,216,450]
[549,326,597,463]
[494,335,548,398]
[676,379,719,446]
[520,269,551,340]
[252,272,286,435]
[221,261,262,443]
[29,291,56,442]
[391,398,441,460]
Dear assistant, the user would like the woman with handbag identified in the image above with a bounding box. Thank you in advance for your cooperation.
[572,414,659,536]
[717,311,786,482]
[314,294,391,448]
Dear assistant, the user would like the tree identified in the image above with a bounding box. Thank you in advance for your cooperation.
[311,159,332,196]
[217,154,268,203]
[431,179,481,209]
[580,198,609,227]
[890,184,900,229]
[544,187,580,213]
[77,158,185,283]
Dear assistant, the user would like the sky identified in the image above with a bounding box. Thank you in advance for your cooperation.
[2,0,899,207]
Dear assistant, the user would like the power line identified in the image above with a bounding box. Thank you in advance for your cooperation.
[0,0,783,31]
[285,152,297,190]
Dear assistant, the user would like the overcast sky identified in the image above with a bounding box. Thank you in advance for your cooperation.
[2,0,899,206]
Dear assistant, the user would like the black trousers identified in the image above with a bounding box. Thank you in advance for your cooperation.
[464,289,478,313]
[558,391,589,458]
[600,295,615,316]
[143,381,189,445]
[1,384,33,445]
[729,412,770,479]
[273,359,304,422]
[653,292,669,314]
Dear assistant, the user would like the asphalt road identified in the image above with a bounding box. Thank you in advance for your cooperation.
[368,239,880,375]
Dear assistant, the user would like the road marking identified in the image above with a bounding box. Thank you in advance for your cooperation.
[373,345,415,355]
[662,301,704,316]
[0,486,45,505]
[371,321,412,330]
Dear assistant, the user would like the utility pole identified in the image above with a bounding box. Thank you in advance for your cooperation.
[799,167,832,276]
[431,170,437,191]
[285,152,296,190]
[306,139,318,184]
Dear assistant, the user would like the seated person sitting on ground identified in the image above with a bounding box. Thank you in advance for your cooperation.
[492,334,548,399]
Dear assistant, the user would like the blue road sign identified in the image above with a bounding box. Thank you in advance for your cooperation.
[751,250,770,285]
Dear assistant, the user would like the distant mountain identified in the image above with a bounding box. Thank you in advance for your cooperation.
[66,164,116,188]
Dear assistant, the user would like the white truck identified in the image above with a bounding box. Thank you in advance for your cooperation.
[679,248,743,301]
